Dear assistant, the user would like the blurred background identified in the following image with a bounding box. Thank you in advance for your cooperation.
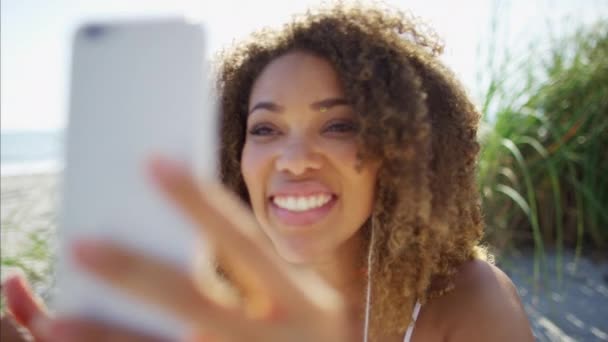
[1,0,607,340]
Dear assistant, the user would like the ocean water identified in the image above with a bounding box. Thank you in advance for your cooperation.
[0,130,65,176]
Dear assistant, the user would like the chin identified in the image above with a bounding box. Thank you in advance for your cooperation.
[276,245,315,264]
[274,239,326,265]
[281,253,311,265]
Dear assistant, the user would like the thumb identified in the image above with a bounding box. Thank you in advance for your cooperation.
[2,273,49,328]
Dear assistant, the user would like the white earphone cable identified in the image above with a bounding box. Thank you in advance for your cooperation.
[363,222,374,342]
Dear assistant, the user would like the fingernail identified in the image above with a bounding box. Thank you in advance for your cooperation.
[31,315,52,339]
[2,272,23,291]
[149,158,185,182]
[72,240,107,267]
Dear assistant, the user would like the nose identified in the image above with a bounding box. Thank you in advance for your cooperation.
[275,136,322,176]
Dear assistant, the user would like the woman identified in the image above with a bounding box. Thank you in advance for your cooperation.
[2,4,534,341]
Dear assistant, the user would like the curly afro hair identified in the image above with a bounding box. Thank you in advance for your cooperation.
[215,2,490,338]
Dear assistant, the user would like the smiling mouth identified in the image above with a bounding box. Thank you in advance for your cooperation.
[272,193,333,211]
[269,194,338,227]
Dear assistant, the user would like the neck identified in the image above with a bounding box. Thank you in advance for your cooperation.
[309,231,368,313]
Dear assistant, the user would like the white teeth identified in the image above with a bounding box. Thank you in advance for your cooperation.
[273,194,332,212]
[314,197,322,207]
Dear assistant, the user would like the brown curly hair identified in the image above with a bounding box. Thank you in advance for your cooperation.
[215,2,489,338]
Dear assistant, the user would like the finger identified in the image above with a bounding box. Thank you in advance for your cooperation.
[2,274,49,327]
[36,317,169,342]
[145,158,262,302]
[72,240,256,340]
[148,158,286,312]
[147,158,342,317]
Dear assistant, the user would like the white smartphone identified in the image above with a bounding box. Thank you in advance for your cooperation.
[55,18,216,339]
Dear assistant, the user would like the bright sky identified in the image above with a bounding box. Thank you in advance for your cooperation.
[1,0,606,131]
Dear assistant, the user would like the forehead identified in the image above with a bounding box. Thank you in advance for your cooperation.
[249,51,344,105]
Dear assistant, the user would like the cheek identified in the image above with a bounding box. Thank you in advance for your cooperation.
[319,139,359,167]
[326,141,378,210]
[241,142,273,204]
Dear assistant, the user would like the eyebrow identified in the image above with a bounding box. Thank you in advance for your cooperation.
[310,98,350,111]
[248,97,350,116]
[248,102,284,115]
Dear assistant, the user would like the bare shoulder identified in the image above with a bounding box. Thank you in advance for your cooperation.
[419,259,535,341]
[445,259,534,341]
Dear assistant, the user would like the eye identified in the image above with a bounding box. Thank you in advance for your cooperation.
[324,120,358,134]
[248,124,278,136]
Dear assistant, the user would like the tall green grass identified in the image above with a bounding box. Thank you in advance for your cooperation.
[478,19,608,286]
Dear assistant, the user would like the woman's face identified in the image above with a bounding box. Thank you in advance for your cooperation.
[241,51,379,264]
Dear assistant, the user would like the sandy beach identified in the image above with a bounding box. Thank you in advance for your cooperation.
[1,173,59,252]
[1,173,607,341]
[500,250,608,341]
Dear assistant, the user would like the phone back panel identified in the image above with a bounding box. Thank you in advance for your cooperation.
[56,19,214,339]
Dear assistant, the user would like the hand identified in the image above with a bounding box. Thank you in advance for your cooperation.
[4,158,351,342]
[2,274,162,342]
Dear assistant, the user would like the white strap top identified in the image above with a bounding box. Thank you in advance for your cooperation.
[403,300,422,342]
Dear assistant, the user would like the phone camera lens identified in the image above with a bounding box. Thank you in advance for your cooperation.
[84,25,105,39]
